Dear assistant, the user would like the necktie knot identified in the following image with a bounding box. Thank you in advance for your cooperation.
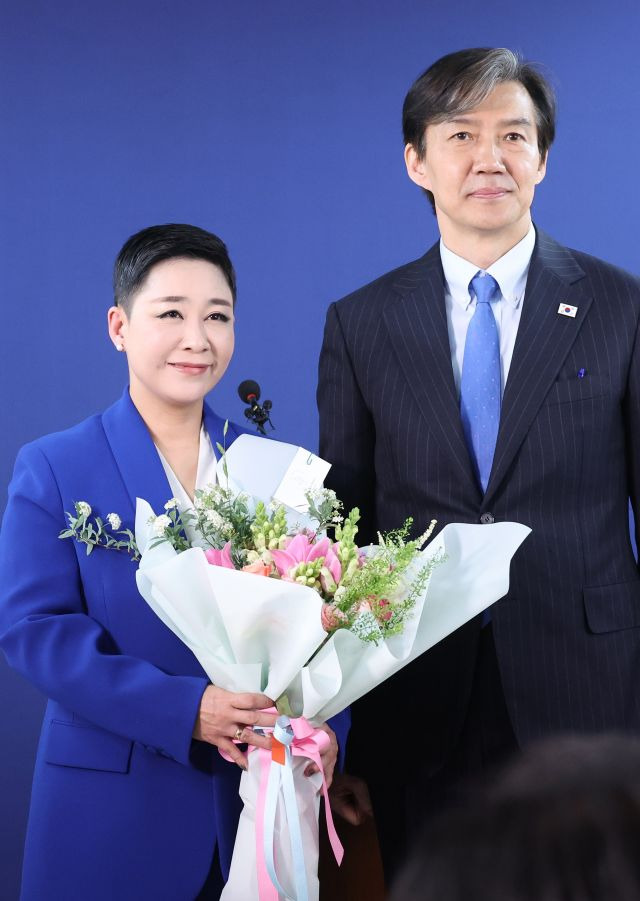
[470,272,499,306]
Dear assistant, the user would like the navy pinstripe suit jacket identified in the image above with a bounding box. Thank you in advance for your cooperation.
[318,228,640,783]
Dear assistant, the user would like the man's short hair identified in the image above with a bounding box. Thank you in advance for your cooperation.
[402,47,556,210]
[114,223,237,314]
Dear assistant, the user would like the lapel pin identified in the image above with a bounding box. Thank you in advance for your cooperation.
[578,368,586,379]
[558,303,578,318]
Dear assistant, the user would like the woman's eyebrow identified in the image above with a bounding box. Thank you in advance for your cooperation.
[151,295,232,307]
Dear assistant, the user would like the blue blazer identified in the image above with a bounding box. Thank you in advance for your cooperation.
[0,389,349,900]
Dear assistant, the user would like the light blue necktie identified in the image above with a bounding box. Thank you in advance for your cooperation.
[460,272,501,493]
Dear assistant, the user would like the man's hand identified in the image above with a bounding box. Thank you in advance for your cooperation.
[329,772,373,825]
[304,722,338,788]
[193,685,278,769]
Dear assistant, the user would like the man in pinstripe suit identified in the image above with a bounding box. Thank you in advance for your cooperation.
[318,48,640,880]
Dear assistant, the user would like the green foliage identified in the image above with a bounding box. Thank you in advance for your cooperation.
[328,518,442,644]
[59,502,140,561]
[305,488,344,531]
[250,501,289,553]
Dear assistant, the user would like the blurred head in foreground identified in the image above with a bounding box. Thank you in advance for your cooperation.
[391,734,640,901]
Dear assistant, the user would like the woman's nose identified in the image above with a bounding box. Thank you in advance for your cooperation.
[181,318,209,350]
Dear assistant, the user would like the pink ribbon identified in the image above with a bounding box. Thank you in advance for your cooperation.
[221,710,344,900]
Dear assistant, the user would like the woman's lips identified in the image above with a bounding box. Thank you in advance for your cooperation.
[168,362,211,375]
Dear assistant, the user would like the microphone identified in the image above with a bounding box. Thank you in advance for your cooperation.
[237,380,274,435]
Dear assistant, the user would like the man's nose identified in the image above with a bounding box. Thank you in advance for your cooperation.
[472,137,506,172]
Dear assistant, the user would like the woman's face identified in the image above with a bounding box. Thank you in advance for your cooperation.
[108,257,235,414]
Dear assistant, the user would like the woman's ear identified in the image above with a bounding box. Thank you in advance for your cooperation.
[107,305,128,352]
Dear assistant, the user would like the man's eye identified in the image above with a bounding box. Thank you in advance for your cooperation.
[505,133,524,141]
[452,132,471,141]
[158,310,182,319]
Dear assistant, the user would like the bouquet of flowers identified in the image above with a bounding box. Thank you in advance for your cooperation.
[62,434,530,901]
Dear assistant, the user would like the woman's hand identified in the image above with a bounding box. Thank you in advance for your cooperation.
[193,685,278,768]
[304,722,339,788]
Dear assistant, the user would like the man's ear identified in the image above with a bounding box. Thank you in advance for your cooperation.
[404,143,432,191]
[535,149,548,185]
[107,305,128,351]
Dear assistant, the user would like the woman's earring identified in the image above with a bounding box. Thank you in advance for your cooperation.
[116,343,124,352]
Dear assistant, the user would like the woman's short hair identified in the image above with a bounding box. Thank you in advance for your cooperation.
[113,223,236,314]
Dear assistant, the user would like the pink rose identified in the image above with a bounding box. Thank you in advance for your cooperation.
[242,561,272,578]
[321,603,347,632]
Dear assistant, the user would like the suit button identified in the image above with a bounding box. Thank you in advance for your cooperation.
[480,512,495,524]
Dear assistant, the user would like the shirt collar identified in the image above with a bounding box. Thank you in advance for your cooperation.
[440,225,536,311]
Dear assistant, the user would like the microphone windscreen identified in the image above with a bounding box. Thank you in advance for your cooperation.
[238,379,261,403]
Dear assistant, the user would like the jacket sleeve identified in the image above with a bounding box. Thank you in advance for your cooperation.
[624,303,640,562]
[0,442,208,766]
[317,301,377,543]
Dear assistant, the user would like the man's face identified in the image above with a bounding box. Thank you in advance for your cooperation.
[405,81,547,244]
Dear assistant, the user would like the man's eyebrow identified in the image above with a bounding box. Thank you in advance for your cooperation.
[445,116,533,128]
[151,295,233,307]
[499,117,533,128]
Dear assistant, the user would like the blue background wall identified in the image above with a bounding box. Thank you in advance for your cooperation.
[2,0,640,895]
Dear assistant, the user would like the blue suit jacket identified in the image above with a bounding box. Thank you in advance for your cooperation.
[0,389,349,900]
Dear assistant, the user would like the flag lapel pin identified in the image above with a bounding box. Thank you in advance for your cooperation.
[558,303,578,318]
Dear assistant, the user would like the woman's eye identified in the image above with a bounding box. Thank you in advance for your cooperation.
[452,132,471,141]
[505,132,524,142]
[207,312,230,322]
[158,309,182,319]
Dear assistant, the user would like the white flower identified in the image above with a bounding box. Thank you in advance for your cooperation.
[205,509,224,529]
[164,498,178,511]
[76,501,91,517]
[333,585,347,603]
[152,514,171,537]
[106,513,121,530]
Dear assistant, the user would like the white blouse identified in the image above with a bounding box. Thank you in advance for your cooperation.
[155,426,218,545]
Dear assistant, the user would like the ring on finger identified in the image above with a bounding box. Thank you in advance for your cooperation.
[234,727,244,742]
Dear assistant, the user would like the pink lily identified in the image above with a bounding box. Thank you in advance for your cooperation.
[204,542,235,569]
[271,534,342,585]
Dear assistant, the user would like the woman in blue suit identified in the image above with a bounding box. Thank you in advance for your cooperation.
[0,224,345,900]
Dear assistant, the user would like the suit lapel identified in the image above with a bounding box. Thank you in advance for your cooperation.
[484,230,592,503]
[101,388,174,518]
[101,390,240,519]
[383,245,482,500]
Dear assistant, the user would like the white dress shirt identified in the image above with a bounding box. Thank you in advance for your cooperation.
[440,226,536,396]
